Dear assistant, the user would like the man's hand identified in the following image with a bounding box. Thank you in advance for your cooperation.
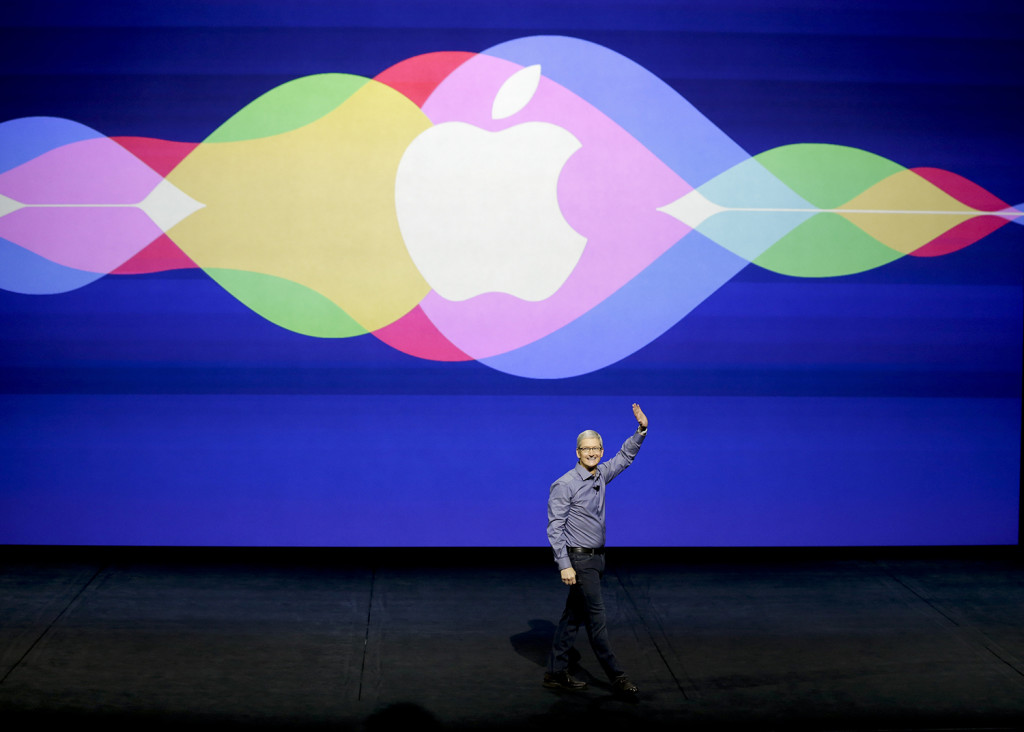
[632,402,648,430]
[560,567,576,585]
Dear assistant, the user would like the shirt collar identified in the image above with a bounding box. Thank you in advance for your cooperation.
[573,462,598,481]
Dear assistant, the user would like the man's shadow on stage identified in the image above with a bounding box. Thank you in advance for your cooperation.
[510,619,588,681]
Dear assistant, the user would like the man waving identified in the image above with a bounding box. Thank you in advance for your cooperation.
[543,403,648,697]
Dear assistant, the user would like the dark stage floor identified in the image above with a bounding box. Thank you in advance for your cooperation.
[1,547,1023,731]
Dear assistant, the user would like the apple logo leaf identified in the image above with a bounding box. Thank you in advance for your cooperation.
[491,64,542,120]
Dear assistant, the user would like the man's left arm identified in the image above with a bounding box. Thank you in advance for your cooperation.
[603,403,649,481]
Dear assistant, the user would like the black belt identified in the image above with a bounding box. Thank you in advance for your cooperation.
[567,547,604,555]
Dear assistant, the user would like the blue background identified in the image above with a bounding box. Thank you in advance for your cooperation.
[0,0,1021,546]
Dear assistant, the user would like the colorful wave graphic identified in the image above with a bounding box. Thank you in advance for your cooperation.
[0,36,1019,378]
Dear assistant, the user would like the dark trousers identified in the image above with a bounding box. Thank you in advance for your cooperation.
[547,551,623,680]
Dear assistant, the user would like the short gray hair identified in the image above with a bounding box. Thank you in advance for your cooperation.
[576,430,603,450]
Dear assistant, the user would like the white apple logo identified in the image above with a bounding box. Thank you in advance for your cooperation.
[395,64,586,302]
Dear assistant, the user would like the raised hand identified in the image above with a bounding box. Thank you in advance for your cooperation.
[632,403,648,429]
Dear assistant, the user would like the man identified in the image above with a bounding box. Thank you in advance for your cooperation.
[543,403,648,697]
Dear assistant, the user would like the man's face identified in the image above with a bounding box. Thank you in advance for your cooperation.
[577,438,604,472]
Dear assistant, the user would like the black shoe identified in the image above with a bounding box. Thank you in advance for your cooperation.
[543,671,587,691]
[612,675,639,697]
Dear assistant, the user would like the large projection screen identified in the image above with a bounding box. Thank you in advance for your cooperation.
[1,1,1021,546]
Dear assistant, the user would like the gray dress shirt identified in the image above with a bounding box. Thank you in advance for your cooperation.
[547,427,647,570]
